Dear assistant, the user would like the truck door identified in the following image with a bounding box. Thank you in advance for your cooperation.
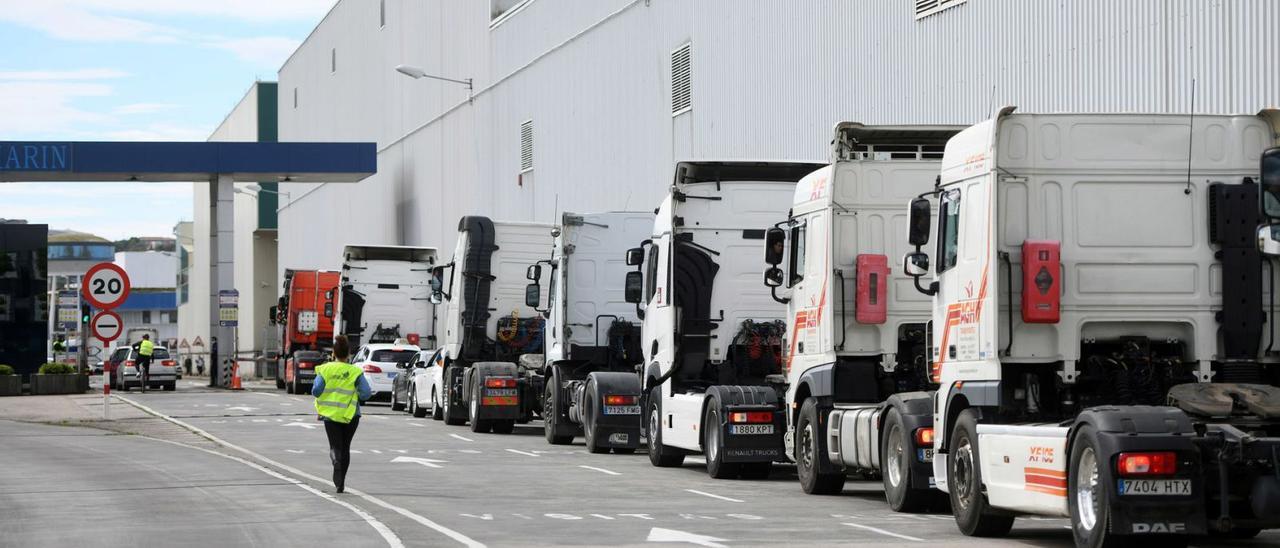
[932,175,998,385]
[640,234,674,388]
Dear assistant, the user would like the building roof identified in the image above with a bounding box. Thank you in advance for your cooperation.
[48,230,111,243]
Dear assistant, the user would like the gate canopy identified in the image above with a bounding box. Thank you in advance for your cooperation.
[0,141,376,182]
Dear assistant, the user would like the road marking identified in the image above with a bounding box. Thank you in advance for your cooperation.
[371,449,383,454]
[369,415,389,420]
[286,449,305,454]
[646,527,727,548]
[391,456,448,469]
[394,449,408,454]
[449,434,474,442]
[458,449,482,454]
[684,489,743,503]
[408,423,425,427]
[256,392,280,398]
[282,422,318,430]
[506,449,539,457]
[226,406,258,412]
[132,431,405,548]
[117,395,486,548]
[843,522,924,542]
[578,465,621,476]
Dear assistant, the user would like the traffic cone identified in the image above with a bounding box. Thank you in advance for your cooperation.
[230,362,243,391]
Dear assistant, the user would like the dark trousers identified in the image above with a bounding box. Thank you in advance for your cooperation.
[324,416,360,481]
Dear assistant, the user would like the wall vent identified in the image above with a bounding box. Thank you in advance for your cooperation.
[671,43,692,115]
[915,0,968,20]
[520,120,534,172]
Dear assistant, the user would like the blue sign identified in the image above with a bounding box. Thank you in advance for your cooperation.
[0,142,71,171]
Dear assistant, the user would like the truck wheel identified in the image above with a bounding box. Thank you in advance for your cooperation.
[412,389,428,418]
[1068,425,1187,548]
[883,407,931,510]
[491,420,515,434]
[583,379,609,454]
[798,398,845,495]
[442,366,465,425]
[468,381,492,433]
[647,395,684,467]
[950,409,1014,537]
[543,368,573,445]
[431,389,443,421]
[704,404,741,479]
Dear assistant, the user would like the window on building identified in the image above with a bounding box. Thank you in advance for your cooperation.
[331,48,336,73]
[915,0,968,20]
[671,42,692,116]
[142,311,152,324]
[293,87,298,109]
[168,311,177,324]
[380,0,386,28]
[520,120,534,173]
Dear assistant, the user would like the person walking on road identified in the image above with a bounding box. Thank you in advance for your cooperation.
[311,335,370,493]
[133,334,155,393]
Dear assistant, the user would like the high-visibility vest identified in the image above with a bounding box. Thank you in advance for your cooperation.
[314,361,361,424]
[139,339,154,357]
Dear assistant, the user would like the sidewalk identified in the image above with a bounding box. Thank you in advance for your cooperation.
[0,392,149,423]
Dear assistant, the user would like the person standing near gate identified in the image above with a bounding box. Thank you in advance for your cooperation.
[311,335,370,493]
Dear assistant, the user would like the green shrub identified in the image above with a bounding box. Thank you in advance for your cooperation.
[38,362,74,375]
[0,365,13,376]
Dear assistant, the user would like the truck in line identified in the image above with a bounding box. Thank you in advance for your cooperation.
[762,123,960,509]
[902,108,1280,546]
[335,245,437,349]
[431,217,554,433]
[626,161,820,478]
[527,211,651,453]
[273,269,340,393]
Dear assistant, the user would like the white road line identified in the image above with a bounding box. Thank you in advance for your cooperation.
[578,465,621,476]
[118,395,485,548]
[506,449,539,457]
[843,522,924,542]
[408,423,425,427]
[134,434,404,548]
[684,489,743,503]
[449,434,474,442]
[369,415,389,420]
[256,392,280,398]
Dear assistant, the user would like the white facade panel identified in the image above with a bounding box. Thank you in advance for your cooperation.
[113,251,177,289]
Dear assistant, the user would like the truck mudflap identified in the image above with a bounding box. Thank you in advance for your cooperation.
[708,386,785,463]
[473,362,521,420]
[584,371,643,449]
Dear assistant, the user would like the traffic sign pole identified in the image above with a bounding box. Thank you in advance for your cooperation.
[83,262,130,420]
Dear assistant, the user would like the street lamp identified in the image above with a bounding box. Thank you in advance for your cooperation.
[395,64,473,100]
[234,184,291,199]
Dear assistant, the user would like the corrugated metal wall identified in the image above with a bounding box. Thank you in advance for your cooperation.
[276,0,1280,279]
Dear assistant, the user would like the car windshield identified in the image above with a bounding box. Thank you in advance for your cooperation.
[151,348,170,359]
[111,348,129,361]
[370,350,416,364]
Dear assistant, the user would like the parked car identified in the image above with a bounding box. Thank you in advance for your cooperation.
[284,350,325,395]
[408,348,445,419]
[351,340,419,402]
[389,348,432,413]
[109,346,177,391]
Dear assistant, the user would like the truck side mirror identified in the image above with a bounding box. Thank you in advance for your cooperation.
[1262,148,1280,220]
[903,252,930,277]
[525,282,541,309]
[268,305,277,325]
[526,264,542,281]
[626,247,644,267]
[764,228,785,265]
[624,271,643,303]
[429,266,445,304]
[1259,226,1280,256]
[908,197,932,246]
[764,266,784,288]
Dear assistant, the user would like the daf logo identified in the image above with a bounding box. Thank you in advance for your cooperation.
[1132,522,1185,534]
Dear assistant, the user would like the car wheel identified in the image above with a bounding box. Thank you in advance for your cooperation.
[431,389,443,421]
[950,409,1015,537]
[391,387,406,412]
[412,389,428,418]
[797,398,845,495]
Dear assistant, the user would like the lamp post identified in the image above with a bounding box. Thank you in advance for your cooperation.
[395,64,474,101]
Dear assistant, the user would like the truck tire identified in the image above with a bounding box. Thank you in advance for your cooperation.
[883,407,932,510]
[704,404,741,479]
[543,366,574,445]
[583,378,609,454]
[442,366,465,425]
[647,394,684,467]
[950,409,1014,537]
[1068,425,1187,548]
[468,380,492,433]
[411,388,428,418]
[431,388,443,421]
[797,398,845,494]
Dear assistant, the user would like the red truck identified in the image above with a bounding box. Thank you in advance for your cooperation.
[274,269,341,393]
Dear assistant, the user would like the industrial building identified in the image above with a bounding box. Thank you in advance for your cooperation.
[270,0,1280,276]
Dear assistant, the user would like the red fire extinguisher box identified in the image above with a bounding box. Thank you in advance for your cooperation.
[856,254,889,324]
[1021,240,1061,323]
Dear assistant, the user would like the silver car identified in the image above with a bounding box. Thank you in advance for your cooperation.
[109,346,178,391]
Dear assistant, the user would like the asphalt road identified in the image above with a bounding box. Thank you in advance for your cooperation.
[6,381,1278,548]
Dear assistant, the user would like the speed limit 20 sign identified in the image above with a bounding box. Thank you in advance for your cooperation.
[82,262,131,310]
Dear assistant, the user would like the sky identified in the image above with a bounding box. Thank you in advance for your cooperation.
[0,0,336,240]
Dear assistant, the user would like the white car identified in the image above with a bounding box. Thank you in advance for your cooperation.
[408,349,445,419]
[351,341,420,402]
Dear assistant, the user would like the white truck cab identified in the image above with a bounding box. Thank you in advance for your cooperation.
[627,160,821,479]
[336,245,438,348]
[904,108,1280,546]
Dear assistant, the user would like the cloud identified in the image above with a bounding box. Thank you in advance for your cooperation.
[0,81,114,137]
[113,102,178,115]
[0,1,180,43]
[103,123,210,142]
[213,36,304,68]
[66,0,336,22]
[0,69,128,81]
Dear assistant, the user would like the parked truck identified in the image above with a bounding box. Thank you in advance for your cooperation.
[527,211,650,453]
[901,108,1280,546]
[335,245,438,349]
[431,217,555,433]
[761,123,961,509]
[625,161,821,479]
[274,269,340,393]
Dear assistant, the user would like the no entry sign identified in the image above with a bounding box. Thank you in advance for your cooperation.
[82,262,131,310]
[91,310,123,344]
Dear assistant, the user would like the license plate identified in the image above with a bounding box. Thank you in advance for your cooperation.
[603,405,641,415]
[917,448,934,463]
[729,424,774,435]
[485,388,518,397]
[1117,479,1191,496]
[386,372,398,379]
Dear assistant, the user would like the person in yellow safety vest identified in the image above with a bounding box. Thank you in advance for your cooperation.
[311,335,371,493]
[133,334,155,393]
